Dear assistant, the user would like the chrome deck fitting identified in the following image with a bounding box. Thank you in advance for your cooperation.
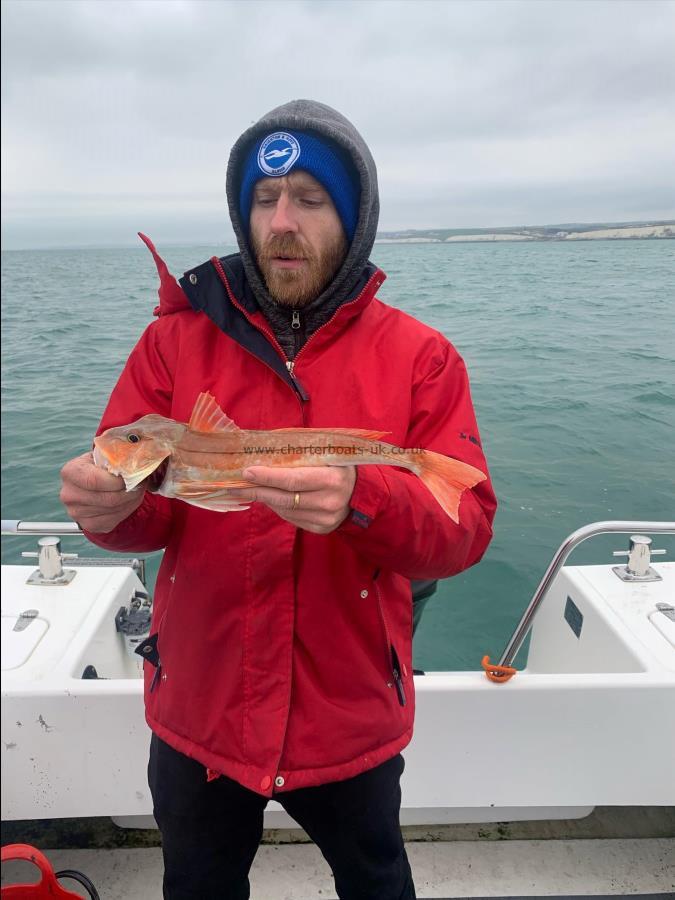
[22,535,78,585]
[612,534,666,582]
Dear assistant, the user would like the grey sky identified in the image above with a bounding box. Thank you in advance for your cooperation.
[2,0,674,249]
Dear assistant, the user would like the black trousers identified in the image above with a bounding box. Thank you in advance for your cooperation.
[148,734,416,900]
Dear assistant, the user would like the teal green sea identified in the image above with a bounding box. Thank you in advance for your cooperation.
[2,240,674,670]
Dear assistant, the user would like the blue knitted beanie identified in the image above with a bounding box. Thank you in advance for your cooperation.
[239,130,360,241]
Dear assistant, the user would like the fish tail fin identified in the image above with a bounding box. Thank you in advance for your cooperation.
[416,450,486,523]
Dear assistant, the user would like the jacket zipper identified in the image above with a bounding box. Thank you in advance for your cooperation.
[212,256,306,761]
[291,270,384,371]
[210,258,308,403]
[373,579,406,707]
[212,258,384,403]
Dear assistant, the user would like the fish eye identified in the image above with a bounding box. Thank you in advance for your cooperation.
[127,433,141,444]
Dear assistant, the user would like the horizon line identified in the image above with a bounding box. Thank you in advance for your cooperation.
[2,218,674,252]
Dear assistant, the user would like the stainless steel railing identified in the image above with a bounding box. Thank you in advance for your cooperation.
[498,520,675,667]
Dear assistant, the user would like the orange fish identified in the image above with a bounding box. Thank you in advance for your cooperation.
[93,392,486,522]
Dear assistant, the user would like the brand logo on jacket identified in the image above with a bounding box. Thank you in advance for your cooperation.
[258,132,301,176]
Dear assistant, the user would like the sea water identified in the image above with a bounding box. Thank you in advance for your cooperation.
[2,240,674,670]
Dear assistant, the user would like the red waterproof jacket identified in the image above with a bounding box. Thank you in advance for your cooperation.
[87,241,497,797]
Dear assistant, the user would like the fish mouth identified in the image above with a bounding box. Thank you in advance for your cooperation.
[92,445,108,471]
[143,457,170,493]
[120,461,167,492]
[92,443,169,492]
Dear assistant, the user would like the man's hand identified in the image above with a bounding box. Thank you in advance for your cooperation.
[60,451,145,533]
[230,465,357,534]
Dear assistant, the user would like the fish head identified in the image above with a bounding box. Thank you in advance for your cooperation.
[93,414,184,491]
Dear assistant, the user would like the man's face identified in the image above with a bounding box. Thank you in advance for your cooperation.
[250,171,348,308]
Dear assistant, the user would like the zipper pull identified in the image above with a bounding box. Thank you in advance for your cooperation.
[291,310,301,330]
[285,358,309,401]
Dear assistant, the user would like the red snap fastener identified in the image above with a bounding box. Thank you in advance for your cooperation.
[260,775,272,791]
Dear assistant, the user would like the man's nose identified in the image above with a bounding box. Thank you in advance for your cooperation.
[269,192,298,234]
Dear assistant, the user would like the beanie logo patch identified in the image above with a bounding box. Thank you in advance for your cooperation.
[257,132,300,177]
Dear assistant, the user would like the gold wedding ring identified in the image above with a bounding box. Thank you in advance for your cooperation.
[293,492,301,510]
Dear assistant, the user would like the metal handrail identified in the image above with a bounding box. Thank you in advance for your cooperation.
[498,520,675,667]
[2,520,84,536]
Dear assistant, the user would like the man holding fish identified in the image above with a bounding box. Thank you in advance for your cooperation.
[60,100,497,899]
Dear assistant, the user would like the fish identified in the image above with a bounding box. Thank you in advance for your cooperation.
[92,392,486,523]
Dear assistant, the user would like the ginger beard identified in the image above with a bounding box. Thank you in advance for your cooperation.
[252,230,348,308]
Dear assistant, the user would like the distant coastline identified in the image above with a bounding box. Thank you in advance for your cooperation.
[3,220,673,253]
[376,221,675,244]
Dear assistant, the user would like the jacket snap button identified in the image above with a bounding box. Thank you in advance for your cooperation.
[261,775,272,791]
[189,273,198,284]
[360,589,368,599]
[275,776,285,788]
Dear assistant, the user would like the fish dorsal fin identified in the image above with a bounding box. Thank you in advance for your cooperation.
[188,392,240,433]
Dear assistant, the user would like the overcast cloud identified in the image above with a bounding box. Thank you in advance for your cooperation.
[2,0,674,248]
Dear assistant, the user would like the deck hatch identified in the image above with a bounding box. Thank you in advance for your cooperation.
[1,613,50,670]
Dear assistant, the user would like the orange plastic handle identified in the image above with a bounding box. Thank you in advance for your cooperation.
[1,843,81,899]
[481,655,517,683]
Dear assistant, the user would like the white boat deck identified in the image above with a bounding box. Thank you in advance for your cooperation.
[2,837,674,898]
[3,809,674,898]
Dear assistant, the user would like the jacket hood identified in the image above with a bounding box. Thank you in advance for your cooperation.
[226,99,380,312]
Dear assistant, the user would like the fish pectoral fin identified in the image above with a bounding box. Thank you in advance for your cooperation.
[172,482,252,512]
[188,392,240,434]
[172,479,254,498]
[182,497,251,512]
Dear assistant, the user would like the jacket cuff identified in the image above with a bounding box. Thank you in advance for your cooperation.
[82,491,171,553]
[338,465,391,533]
